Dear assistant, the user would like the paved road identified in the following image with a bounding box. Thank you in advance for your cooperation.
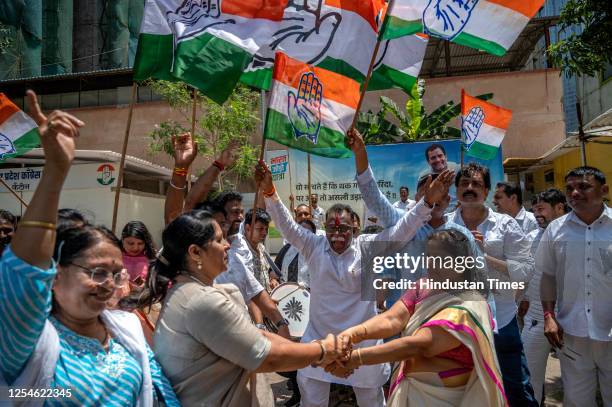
[269,353,568,406]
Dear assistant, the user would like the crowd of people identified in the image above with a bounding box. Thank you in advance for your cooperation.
[0,92,610,407]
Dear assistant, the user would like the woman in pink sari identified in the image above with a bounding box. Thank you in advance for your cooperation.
[331,229,507,406]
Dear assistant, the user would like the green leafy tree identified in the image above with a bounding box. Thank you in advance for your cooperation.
[146,80,260,190]
[360,80,492,144]
[547,0,612,77]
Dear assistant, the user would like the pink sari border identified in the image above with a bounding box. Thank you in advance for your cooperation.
[421,319,508,405]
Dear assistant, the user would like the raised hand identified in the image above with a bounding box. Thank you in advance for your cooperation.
[462,106,485,149]
[26,90,83,173]
[255,160,274,194]
[288,72,322,143]
[423,0,479,41]
[423,170,455,206]
[172,133,197,168]
[217,140,239,168]
[346,128,365,154]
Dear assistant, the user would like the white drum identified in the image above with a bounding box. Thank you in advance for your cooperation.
[269,282,310,339]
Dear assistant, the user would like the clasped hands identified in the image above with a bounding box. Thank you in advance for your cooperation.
[314,325,368,379]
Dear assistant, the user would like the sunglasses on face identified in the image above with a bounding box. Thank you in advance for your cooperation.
[69,263,127,287]
[325,224,352,234]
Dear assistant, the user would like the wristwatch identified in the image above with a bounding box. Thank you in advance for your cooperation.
[275,318,289,328]
[255,323,267,330]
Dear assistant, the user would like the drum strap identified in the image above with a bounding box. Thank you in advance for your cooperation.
[287,253,300,283]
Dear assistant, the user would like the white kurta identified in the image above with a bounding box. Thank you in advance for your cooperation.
[266,193,432,388]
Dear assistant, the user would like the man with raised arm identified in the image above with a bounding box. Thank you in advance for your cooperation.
[255,158,453,407]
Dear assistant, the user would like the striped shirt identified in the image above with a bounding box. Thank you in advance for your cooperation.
[0,247,179,406]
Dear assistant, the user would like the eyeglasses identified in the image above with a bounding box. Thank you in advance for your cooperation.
[69,263,127,287]
[325,224,352,234]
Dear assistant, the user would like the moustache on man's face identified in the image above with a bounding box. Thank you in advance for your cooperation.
[462,191,477,198]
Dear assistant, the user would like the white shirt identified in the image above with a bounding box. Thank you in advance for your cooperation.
[447,208,534,329]
[392,199,416,211]
[311,206,325,229]
[515,207,539,235]
[215,234,264,303]
[266,193,433,387]
[535,206,612,341]
[524,228,545,320]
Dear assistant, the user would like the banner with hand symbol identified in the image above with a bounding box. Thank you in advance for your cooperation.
[264,52,358,159]
[461,89,512,160]
[382,0,544,56]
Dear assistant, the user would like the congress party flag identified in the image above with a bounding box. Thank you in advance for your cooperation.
[264,52,358,159]
[367,33,428,92]
[381,0,544,56]
[242,1,384,88]
[133,0,288,104]
[462,89,512,160]
[0,94,39,162]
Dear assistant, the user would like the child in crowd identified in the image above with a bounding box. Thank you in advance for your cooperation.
[121,220,157,285]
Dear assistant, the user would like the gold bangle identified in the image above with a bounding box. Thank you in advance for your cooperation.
[357,348,364,366]
[19,220,56,230]
[361,323,368,338]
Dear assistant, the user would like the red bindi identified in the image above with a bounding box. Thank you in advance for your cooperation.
[334,213,340,227]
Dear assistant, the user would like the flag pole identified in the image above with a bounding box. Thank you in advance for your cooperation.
[190,87,198,189]
[287,149,294,198]
[111,82,138,233]
[349,0,396,129]
[307,153,312,216]
[460,88,465,170]
[0,178,28,208]
[250,89,267,242]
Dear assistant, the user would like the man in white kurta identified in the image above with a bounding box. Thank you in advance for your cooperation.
[537,167,612,407]
[265,192,435,407]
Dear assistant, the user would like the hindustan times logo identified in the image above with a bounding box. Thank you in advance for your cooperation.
[372,254,486,274]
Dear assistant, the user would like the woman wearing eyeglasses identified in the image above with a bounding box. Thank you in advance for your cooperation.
[0,91,179,406]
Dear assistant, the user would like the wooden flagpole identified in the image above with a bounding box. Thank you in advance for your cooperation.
[190,87,198,189]
[349,0,396,129]
[307,154,312,216]
[287,149,294,197]
[460,89,465,169]
[250,89,268,241]
[0,178,28,208]
[111,82,138,233]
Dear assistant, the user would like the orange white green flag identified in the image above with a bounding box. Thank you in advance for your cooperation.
[133,0,289,104]
[462,89,512,160]
[264,52,359,159]
[0,93,39,162]
[241,0,428,95]
[382,0,544,56]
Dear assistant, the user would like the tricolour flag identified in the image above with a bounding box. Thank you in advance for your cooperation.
[264,52,358,159]
[382,0,544,56]
[0,94,39,162]
[241,0,385,90]
[367,33,428,92]
[462,89,512,160]
[133,0,288,104]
